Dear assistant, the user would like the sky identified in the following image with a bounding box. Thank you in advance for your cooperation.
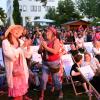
[0,0,7,12]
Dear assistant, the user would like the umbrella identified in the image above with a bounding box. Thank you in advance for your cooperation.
[33,18,55,23]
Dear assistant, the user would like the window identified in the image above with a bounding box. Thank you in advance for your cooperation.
[19,5,22,12]
[23,5,27,12]
[35,0,41,1]
[38,6,41,12]
[34,16,40,20]
[48,0,55,2]
[30,6,37,12]
[45,6,51,11]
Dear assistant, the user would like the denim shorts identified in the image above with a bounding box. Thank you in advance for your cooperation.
[41,63,62,90]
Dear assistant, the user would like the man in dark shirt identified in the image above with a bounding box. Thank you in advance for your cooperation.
[70,55,89,92]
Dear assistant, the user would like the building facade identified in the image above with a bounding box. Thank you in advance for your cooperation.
[6,0,59,26]
[7,0,14,25]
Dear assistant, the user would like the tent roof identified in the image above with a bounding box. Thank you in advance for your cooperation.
[32,18,55,23]
[62,20,90,25]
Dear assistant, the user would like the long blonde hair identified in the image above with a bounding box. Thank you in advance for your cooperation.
[7,32,20,47]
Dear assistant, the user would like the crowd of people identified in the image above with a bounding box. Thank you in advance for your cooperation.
[0,24,100,100]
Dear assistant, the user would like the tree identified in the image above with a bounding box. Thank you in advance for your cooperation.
[0,8,6,25]
[45,8,57,20]
[45,0,81,25]
[57,0,81,23]
[76,0,100,18]
[13,0,22,24]
[95,0,100,18]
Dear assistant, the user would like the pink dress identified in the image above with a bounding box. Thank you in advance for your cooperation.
[8,54,28,97]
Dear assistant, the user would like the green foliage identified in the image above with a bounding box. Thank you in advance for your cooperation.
[95,0,100,18]
[13,0,22,25]
[45,0,81,26]
[45,8,57,20]
[57,0,75,16]
[0,8,6,25]
[91,18,100,26]
[76,0,100,18]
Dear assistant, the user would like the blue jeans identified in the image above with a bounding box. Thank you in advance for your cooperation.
[41,64,62,90]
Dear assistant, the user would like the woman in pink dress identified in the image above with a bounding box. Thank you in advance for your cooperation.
[2,25,32,100]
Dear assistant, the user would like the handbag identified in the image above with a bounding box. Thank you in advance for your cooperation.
[49,63,60,73]
[45,60,60,73]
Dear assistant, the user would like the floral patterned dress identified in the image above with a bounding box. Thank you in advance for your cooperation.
[8,54,28,97]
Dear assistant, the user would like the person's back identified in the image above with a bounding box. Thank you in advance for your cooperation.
[87,33,92,42]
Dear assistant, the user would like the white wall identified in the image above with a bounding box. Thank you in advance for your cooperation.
[7,0,59,26]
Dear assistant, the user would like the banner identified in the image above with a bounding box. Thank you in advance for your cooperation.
[78,65,95,81]
[61,54,74,76]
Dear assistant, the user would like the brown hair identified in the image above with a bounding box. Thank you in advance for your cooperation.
[84,52,91,60]
[74,54,82,63]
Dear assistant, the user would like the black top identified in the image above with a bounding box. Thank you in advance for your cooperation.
[69,50,79,56]
[87,34,92,42]
[90,76,100,93]
[70,63,85,83]
[70,63,79,75]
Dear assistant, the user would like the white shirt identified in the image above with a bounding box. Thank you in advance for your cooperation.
[92,47,100,55]
[75,37,84,48]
